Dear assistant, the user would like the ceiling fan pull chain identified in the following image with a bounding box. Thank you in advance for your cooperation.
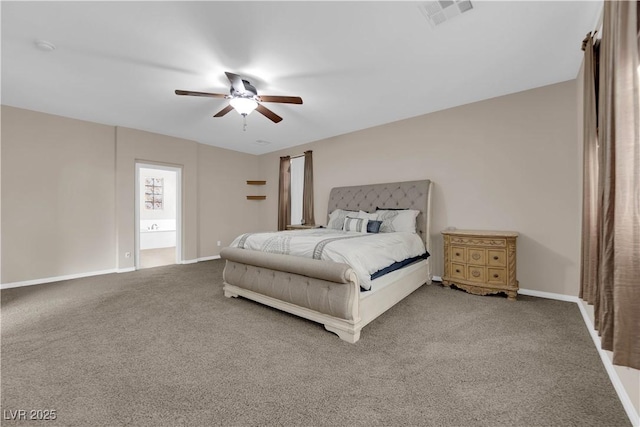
[242,114,247,131]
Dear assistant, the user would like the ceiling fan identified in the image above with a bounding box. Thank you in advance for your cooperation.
[175,72,302,127]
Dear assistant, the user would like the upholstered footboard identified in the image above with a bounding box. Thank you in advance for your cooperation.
[220,247,363,342]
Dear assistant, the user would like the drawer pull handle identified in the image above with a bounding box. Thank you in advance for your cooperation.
[455,252,460,257]
[493,256,499,260]
[455,269,460,273]
[472,253,481,260]
[493,274,499,278]
[472,271,480,277]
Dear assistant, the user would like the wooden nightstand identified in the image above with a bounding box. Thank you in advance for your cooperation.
[286,224,319,230]
[441,229,519,300]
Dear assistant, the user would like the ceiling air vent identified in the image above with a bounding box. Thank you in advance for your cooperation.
[420,1,474,27]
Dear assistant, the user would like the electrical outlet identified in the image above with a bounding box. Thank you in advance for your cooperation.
[125,252,131,258]
[217,241,221,247]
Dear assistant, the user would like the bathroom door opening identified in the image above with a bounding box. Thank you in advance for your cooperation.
[135,163,182,270]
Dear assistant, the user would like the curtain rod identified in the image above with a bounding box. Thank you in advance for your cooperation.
[290,150,312,159]
[593,4,603,39]
[581,8,603,52]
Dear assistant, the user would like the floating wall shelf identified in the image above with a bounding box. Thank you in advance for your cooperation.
[247,180,266,200]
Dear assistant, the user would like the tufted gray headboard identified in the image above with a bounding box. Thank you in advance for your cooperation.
[327,180,433,253]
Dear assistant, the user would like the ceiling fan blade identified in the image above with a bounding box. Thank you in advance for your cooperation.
[175,90,227,98]
[213,105,234,117]
[256,104,283,123]
[225,72,246,93]
[258,95,303,104]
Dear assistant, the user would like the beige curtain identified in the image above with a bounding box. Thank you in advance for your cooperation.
[579,32,600,306]
[277,156,291,231]
[581,0,640,370]
[302,150,315,225]
[609,0,640,369]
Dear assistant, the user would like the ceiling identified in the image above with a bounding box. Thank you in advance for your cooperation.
[1,1,602,155]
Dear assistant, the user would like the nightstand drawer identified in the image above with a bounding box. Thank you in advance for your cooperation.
[450,237,507,248]
[468,248,486,265]
[488,249,507,267]
[467,265,485,283]
[487,268,507,285]
[451,246,466,263]
[451,262,466,279]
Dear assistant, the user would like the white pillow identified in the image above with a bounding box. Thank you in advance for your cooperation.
[376,209,420,233]
[343,217,369,233]
[327,209,357,230]
[356,210,379,221]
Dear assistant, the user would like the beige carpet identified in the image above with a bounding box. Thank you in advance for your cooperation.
[0,260,631,427]
[139,247,176,269]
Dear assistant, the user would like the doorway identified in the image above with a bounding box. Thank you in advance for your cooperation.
[135,163,182,269]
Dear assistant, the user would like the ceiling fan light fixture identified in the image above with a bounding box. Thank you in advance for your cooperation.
[229,97,258,116]
[175,71,300,125]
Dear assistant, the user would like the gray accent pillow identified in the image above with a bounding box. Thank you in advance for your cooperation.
[343,217,368,233]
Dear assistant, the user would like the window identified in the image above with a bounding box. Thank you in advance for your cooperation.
[278,151,314,230]
[289,156,305,225]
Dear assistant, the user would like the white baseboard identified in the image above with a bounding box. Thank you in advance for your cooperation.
[181,255,221,264]
[1,269,117,290]
[197,255,221,262]
[432,275,442,282]
[576,302,640,427]
[1,256,221,289]
[518,288,580,303]
[520,288,639,427]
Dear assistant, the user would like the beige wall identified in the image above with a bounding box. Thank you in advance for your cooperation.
[1,106,116,283]
[115,127,199,269]
[115,128,262,269]
[1,106,261,283]
[0,82,592,296]
[197,143,263,257]
[258,80,581,296]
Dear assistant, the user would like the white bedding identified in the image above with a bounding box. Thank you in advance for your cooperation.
[229,229,426,290]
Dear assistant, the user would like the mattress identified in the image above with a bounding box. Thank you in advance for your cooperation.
[363,258,428,299]
[229,228,427,290]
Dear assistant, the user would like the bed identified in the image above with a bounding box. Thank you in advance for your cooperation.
[220,179,433,343]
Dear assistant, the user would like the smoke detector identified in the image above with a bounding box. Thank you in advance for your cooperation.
[420,1,474,27]
[34,40,56,52]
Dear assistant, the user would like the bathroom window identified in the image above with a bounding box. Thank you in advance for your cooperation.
[144,178,164,210]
